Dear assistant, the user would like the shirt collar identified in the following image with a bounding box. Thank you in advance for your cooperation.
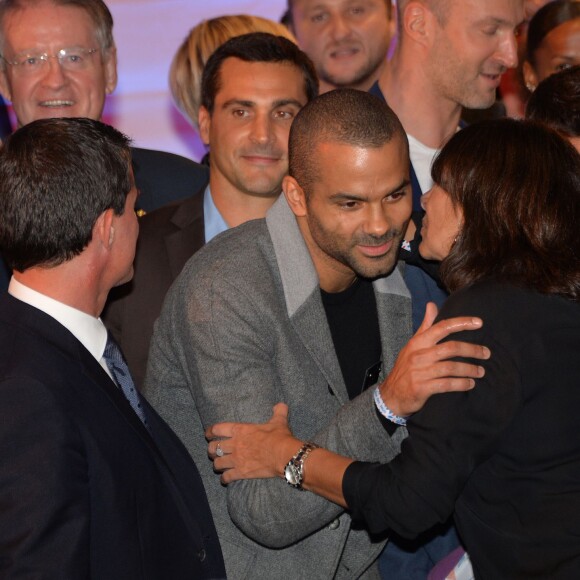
[8,277,108,362]
[203,184,229,243]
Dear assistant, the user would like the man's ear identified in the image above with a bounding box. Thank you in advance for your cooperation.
[283,175,308,218]
[198,106,211,145]
[403,1,434,49]
[103,46,118,95]
[93,208,115,250]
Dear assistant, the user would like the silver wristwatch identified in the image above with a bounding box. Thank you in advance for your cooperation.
[283,442,320,490]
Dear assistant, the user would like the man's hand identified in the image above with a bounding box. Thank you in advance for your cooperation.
[381,302,490,416]
[206,403,302,484]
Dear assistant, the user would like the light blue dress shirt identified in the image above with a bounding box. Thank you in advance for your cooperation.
[203,185,229,243]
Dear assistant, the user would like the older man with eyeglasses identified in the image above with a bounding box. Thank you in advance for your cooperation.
[0,0,209,292]
[0,0,208,215]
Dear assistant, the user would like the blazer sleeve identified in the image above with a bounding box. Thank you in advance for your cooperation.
[343,327,522,539]
[146,276,405,549]
[0,376,90,578]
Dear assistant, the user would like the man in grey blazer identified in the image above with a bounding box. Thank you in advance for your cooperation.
[102,33,318,388]
[145,90,488,578]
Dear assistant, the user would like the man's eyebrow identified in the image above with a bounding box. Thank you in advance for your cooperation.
[475,16,523,28]
[302,2,328,13]
[271,99,304,109]
[328,179,411,202]
[329,192,369,202]
[390,178,411,193]
[220,98,304,110]
[221,99,256,109]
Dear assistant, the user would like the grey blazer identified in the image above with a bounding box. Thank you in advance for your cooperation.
[144,196,413,579]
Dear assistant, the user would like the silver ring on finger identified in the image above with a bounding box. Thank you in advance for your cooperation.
[216,442,224,457]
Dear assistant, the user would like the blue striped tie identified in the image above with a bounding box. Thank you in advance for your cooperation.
[103,333,148,428]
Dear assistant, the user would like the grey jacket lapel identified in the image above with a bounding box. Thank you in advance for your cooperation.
[266,196,349,403]
[266,196,414,396]
[373,265,413,379]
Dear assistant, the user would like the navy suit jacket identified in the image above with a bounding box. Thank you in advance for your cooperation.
[0,294,225,579]
[131,147,208,213]
[0,256,9,293]
[103,182,207,389]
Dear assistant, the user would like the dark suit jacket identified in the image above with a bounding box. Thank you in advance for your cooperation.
[131,147,209,213]
[0,294,225,579]
[0,255,9,293]
[103,182,207,389]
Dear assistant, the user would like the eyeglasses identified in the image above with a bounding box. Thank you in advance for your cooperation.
[2,48,99,76]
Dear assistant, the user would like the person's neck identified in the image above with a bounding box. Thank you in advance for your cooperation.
[209,175,279,229]
[378,53,462,149]
[14,265,104,318]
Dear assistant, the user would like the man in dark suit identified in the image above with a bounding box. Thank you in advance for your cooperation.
[0,0,206,213]
[0,117,225,579]
[102,33,319,388]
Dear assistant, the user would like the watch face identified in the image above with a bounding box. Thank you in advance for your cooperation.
[284,464,300,486]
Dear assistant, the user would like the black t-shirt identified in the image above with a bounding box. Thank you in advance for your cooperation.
[321,278,381,400]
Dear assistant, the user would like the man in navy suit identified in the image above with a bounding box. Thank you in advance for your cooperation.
[0,117,225,579]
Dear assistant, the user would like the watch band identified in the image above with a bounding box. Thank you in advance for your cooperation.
[283,441,320,490]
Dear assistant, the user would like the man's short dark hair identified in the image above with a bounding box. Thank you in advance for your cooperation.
[526,65,580,138]
[289,88,407,194]
[0,0,115,56]
[0,117,132,272]
[200,32,318,114]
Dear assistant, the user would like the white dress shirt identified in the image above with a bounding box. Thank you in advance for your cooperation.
[9,277,113,380]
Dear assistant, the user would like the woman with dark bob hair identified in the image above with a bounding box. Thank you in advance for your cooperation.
[207,119,580,578]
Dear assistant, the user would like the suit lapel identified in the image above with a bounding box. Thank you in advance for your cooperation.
[6,295,163,460]
[266,196,349,403]
[291,295,349,403]
[164,185,206,280]
[374,264,413,379]
[1,296,208,550]
[80,347,208,548]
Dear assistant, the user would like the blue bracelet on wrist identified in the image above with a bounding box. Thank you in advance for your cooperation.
[373,386,408,426]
